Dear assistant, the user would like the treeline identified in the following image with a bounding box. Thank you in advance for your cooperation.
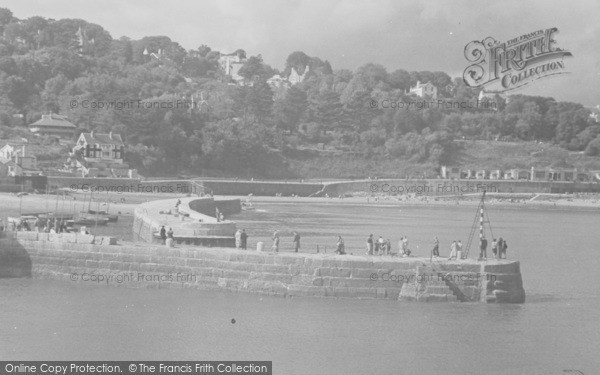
[0,8,599,178]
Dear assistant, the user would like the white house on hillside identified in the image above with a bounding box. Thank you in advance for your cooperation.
[0,144,39,176]
[408,81,437,99]
[66,131,137,178]
[288,66,310,85]
[73,131,125,163]
[218,51,246,83]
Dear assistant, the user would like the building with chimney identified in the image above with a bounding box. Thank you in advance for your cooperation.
[0,144,40,176]
[288,66,309,85]
[218,50,247,84]
[28,114,77,139]
[74,131,125,163]
[408,81,437,99]
[65,131,136,178]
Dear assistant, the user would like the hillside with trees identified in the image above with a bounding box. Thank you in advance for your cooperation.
[1,7,600,178]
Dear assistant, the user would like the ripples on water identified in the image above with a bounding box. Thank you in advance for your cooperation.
[1,204,600,374]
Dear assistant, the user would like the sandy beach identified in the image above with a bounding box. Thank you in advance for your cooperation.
[2,190,600,221]
[237,192,600,211]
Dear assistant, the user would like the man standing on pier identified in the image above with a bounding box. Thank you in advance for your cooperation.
[432,237,440,258]
[240,229,248,250]
[235,229,242,249]
[448,240,458,260]
[160,225,166,245]
[292,232,301,253]
[271,230,280,252]
[479,236,488,260]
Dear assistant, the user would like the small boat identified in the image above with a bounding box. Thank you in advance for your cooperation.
[37,213,74,222]
[72,216,110,226]
[7,215,37,225]
[81,210,118,222]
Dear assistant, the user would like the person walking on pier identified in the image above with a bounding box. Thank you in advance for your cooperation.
[292,232,301,253]
[432,237,440,258]
[335,236,346,255]
[457,240,463,259]
[271,230,280,252]
[240,229,248,250]
[377,236,385,255]
[160,225,166,245]
[235,229,242,249]
[166,227,174,247]
[498,237,507,259]
[448,240,458,260]
[366,234,374,255]
[401,236,409,256]
[384,239,391,256]
[492,238,498,258]
[479,236,488,260]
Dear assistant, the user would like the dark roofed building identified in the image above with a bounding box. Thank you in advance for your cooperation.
[29,114,77,138]
[73,131,125,164]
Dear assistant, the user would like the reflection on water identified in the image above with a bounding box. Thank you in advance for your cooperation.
[1,203,600,374]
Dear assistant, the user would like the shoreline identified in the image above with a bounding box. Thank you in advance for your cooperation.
[1,191,600,219]
[237,193,600,212]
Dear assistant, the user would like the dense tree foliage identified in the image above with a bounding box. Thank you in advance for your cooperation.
[0,8,598,177]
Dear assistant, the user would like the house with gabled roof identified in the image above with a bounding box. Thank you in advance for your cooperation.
[66,131,136,178]
[0,144,40,176]
[28,114,77,139]
[74,131,125,164]
[408,81,437,99]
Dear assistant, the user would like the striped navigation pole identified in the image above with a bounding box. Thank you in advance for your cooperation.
[479,190,486,240]
[464,190,488,258]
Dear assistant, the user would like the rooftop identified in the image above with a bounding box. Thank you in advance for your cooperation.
[29,114,77,129]
[80,132,124,147]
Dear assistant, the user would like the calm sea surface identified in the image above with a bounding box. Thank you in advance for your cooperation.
[1,203,600,374]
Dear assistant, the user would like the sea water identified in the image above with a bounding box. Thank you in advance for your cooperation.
[1,204,599,374]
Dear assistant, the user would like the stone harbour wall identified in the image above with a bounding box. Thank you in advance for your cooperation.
[132,197,238,246]
[321,178,600,197]
[0,232,525,303]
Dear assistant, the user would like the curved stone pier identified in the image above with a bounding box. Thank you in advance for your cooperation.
[132,197,240,247]
[0,231,525,303]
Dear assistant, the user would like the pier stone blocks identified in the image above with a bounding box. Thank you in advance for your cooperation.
[0,234,525,303]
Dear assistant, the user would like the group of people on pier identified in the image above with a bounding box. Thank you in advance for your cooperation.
[234,229,249,250]
[7,217,70,234]
[159,225,174,247]
[365,234,412,257]
[229,228,508,260]
[478,236,508,260]
[439,236,508,260]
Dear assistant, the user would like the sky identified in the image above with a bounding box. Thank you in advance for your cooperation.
[2,0,599,107]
